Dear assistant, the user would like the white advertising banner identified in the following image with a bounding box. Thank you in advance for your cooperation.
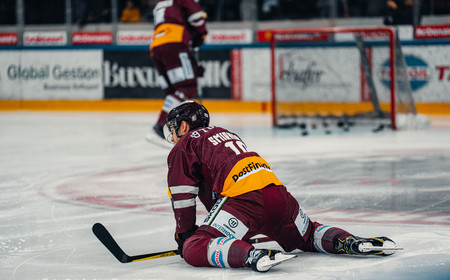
[394,45,450,102]
[241,49,271,101]
[23,31,67,46]
[0,50,103,100]
[372,45,450,102]
[117,30,153,45]
[240,45,450,102]
[241,48,360,101]
[205,29,252,44]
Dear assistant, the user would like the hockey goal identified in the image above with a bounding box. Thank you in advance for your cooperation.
[270,27,425,132]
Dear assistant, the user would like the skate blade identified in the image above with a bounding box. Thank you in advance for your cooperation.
[361,245,403,251]
[258,254,297,271]
[359,243,403,256]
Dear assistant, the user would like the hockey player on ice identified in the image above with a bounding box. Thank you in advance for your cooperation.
[145,0,207,148]
[165,100,399,272]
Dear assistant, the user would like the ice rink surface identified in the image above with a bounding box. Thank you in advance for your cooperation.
[1,111,449,280]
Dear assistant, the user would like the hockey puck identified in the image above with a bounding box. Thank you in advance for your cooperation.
[372,124,385,133]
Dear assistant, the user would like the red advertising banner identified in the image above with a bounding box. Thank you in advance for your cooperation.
[257,30,329,42]
[0,33,18,45]
[72,32,113,45]
[415,25,450,39]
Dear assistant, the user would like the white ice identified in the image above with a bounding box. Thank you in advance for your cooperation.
[1,112,449,280]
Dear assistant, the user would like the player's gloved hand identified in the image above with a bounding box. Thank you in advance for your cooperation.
[197,64,205,77]
[175,225,199,258]
[192,34,205,47]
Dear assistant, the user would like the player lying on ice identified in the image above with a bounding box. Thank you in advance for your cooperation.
[164,100,399,272]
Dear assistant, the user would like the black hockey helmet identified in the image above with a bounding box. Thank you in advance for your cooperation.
[166,100,210,135]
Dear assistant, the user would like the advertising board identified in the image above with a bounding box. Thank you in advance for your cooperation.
[104,49,231,99]
[0,50,103,100]
[240,45,450,102]
[72,32,113,45]
[23,31,67,46]
[0,33,18,45]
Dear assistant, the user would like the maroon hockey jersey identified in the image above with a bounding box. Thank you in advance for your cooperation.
[150,0,207,50]
[167,126,282,233]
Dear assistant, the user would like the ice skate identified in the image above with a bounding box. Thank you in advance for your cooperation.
[145,123,173,149]
[335,236,401,256]
[246,249,296,272]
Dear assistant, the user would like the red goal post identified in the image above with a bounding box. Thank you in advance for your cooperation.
[270,27,397,130]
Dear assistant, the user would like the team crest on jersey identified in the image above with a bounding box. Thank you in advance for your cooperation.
[191,131,201,138]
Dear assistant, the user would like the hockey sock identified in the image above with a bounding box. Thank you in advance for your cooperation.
[207,237,254,268]
[313,225,352,254]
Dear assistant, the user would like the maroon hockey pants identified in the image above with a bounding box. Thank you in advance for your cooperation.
[183,185,334,268]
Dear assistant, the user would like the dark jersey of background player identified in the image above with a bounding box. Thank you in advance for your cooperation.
[147,0,207,143]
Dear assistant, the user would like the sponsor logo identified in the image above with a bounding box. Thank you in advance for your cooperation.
[228,218,238,228]
[205,30,252,44]
[278,59,324,89]
[24,32,67,45]
[436,66,450,82]
[203,197,225,225]
[7,65,99,81]
[295,205,310,237]
[380,54,431,91]
[72,32,113,45]
[212,222,236,239]
[231,161,270,183]
[0,33,18,45]
[274,32,328,42]
[103,60,160,88]
[257,30,328,42]
[103,60,230,89]
[117,31,153,45]
[415,25,450,39]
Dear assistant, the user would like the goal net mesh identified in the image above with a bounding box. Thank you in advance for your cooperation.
[271,27,425,132]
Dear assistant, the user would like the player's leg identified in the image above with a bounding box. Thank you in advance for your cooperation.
[182,197,256,268]
[259,185,317,252]
[313,225,398,256]
[147,44,198,144]
[183,230,253,268]
[183,195,295,272]
[267,186,398,256]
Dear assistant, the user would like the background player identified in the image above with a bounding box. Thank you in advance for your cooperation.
[164,100,399,272]
[145,0,207,147]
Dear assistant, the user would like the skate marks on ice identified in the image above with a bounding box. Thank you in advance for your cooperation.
[1,112,450,280]
[31,154,450,279]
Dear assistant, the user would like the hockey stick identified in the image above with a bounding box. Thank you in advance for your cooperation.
[194,47,203,104]
[92,223,177,263]
[92,223,272,263]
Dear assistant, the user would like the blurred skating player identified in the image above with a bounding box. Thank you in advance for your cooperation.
[164,100,400,272]
[145,0,207,148]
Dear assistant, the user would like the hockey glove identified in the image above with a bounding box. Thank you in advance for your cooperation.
[196,64,205,77]
[175,225,199,258]
[192,34,206,48]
